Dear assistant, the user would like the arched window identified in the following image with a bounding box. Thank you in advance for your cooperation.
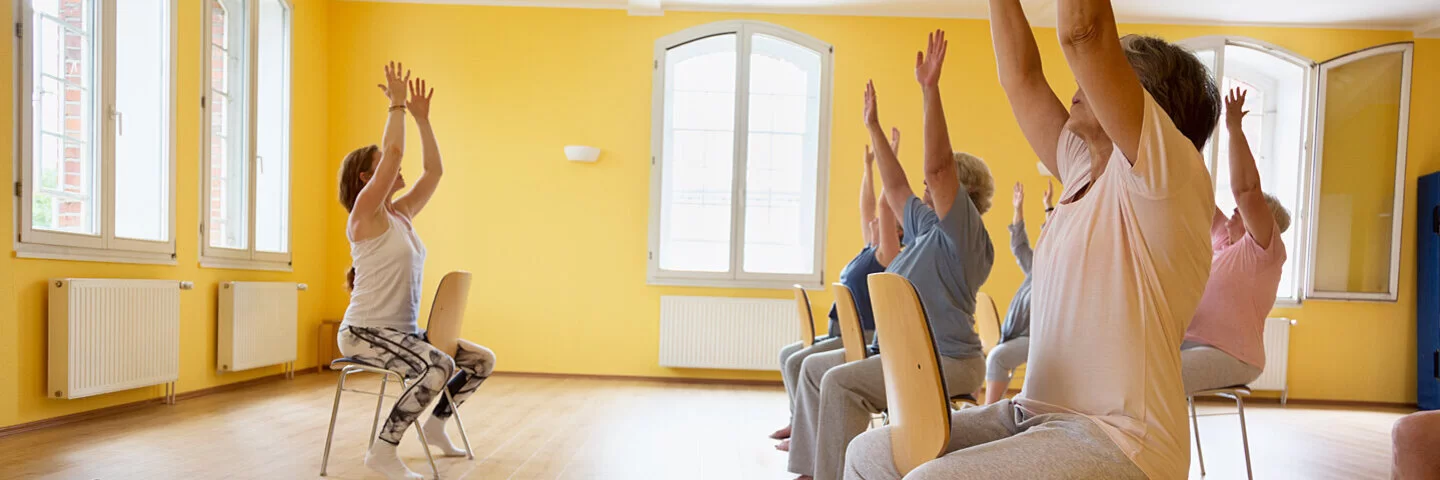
[648,21,833,289]
[1181,36,1414,302]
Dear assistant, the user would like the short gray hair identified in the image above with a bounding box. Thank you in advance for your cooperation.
[1120,35,1221,151]
[1264,194,1292,234]
[954,152,994,215]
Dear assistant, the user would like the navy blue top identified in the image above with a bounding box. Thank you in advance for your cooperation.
[827,245,887,337]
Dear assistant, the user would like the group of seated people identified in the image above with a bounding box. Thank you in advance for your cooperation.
[773,0,1296,478]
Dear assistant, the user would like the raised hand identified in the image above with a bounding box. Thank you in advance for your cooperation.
[376,61,411,107]
[1225,87,1248,131]
[915,29,948,88]
[407,77,434,121]
[863,81,880,127]
[1013,182,1024,209]
[865,145,875,167]
[890,127,901,158]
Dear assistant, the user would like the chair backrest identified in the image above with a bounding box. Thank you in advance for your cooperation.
[868,273,951,476]
[424,271,473,357]
[793,284,817,347]
[832,283,868,363]
[975,292,1002,355]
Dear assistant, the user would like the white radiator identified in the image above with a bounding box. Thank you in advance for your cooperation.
[659,296,795,370]
[1253,317,1295,400]
[48,279,181,400]
[218,282,299,373]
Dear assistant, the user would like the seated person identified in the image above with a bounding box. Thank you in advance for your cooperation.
[1182,88,1290,394]
[774,133,904,446]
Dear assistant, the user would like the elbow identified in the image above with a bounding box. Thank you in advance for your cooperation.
[1057,14,1105,54]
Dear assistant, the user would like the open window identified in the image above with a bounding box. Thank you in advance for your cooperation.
[1182,37,1413,303]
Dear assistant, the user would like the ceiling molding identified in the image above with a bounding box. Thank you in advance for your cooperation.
[336,0,1428,33]
[1417,17,1440,38]
[628,0,662,16]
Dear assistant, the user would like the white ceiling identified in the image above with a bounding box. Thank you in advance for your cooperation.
[352,0,1440,34]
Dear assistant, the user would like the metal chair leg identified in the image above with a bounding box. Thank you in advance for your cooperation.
[443,389,475,460]
[1190,396,1206,476]
[368,372,390,448]
[1237,396,1253,480]
[320,370,351,476]
[407,379,441,480]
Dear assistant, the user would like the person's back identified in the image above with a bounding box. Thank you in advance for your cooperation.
[344,210,426,333]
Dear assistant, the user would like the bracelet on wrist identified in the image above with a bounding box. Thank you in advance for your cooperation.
[389,104,406,112]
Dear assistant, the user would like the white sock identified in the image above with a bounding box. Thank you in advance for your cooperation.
[365,440,425,480]
[422,416,469,457]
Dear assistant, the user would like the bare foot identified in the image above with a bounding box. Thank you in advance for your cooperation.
[770,425,792,440]
[775,439,791,451]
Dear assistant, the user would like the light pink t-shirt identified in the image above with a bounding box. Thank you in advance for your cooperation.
[1184,211,1286,369]
[1018,92,1214,480]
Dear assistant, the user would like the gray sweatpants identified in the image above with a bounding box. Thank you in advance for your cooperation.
[789,350,985,480]
[843,399,1146,480]
[984,337,1029,382]
[781,337,846,415]
[1180,340,1262,394]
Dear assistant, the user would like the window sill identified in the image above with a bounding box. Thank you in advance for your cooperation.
[14,243,177,266]
[199,257,292,272]
[647,276,824,291]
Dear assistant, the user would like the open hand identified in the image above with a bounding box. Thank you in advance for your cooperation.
[1224,87,1248,131]
[407,77,434,121]
[377,61,411,107]
[915,30,948,88]
[1012,182,1024,209]
[863,81,880,127]
[890,127,901,158]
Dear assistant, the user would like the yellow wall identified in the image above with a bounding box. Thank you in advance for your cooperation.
[0,0,333,428]
[327,2,1439,404]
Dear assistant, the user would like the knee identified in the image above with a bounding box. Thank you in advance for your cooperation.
[844,428,899,479]
[1393,411,1440,456]
[457,340,496,376]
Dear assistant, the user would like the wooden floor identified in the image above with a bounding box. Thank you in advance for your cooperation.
[0,372,1410,479]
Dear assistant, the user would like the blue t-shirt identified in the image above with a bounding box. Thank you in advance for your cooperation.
[881,191,994,359]
[827,245,887,337]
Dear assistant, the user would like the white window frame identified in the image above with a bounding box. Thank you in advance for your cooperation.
[14,0,178,265]
[1305,42,1413,302]
[646,20,833,290]
[1180,36,1414,303]
[200,0,292,271]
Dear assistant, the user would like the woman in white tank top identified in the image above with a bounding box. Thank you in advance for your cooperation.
[335,62,496,480]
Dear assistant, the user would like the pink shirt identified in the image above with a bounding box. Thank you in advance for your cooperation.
[1019,92,1214,480]
[1184,212,1286,369]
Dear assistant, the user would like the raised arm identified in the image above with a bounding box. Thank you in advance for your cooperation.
[989,0,1070,173]
[352,63,409,220]
[916,30,961,220]
[1056,0,1147,163]
[876,187,902,266]
[394,78,442,219]
[864,81,915,217]
[1010,182,1034,273]
[860,129,903,246]
[1224,88,1276,247]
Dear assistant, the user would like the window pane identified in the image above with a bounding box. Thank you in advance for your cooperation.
[1213,45,1309,300]
[208,0,248,250]
[30,0,97,235]
[658,34,736,273]
[743,34,821,275]
[1312,50,1407,294]
[114,0,170,242]
[255,0,289,253]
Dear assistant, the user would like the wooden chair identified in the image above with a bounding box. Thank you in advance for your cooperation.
[1189,386,1254,480]
[320,271,477,479]
[974,292,1002,356]
[793,284,819,347]
[832,283,869,363]
[868,273,952,476]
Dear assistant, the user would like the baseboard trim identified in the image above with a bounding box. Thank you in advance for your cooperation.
[491,370,784,387]
[0,369,314,439]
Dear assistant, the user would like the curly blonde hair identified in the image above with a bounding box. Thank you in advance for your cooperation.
[954,152,995,215]
[1263,193,1291,234]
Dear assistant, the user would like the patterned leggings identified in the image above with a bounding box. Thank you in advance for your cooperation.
[338,326,496,445]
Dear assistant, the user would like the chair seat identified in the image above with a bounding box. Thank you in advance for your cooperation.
[1192,385,1252,397]
[331,357,387,370]
[949,393,977,403]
